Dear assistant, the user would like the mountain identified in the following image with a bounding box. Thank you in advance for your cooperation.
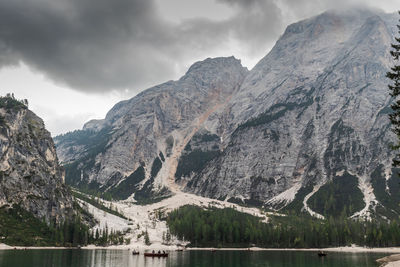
[186,9,398,219]
[55,57,247,202]
[0,96,75,223]
[55,8,400,219]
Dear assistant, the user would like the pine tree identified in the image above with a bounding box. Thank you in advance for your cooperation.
[144,229,151,246]
[388,11,400,166]
[95,228,100,240]
[166,229,171,244]
[104,225,109,245]
[72,220,79,246]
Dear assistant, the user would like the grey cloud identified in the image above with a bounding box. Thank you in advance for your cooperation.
[45,113,97,136]
[278,0,377,20]
[0,0,389,94]
[0,0,174,92]
[216,0,259,8]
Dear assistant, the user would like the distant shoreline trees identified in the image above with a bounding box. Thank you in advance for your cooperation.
[167,205,400,248]
[0,203,127,247]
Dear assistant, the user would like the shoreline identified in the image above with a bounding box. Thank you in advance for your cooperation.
[1,243,400,254]
[187,246,400,254]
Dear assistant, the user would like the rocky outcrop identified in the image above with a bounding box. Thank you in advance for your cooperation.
[0,97,75,223]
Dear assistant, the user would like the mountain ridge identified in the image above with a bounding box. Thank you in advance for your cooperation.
[55,8,400,220]
[55,56,247,202]
[186,9,397,220]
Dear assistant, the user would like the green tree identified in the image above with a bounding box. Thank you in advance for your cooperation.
[95,228,100,240]
[72,220,80,246]
[144,229,151,246]
[166,229,171,244]
[388,11,400,167]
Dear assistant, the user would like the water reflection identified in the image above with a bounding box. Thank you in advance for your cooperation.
[87,250,168,267]
[0,249,389,267]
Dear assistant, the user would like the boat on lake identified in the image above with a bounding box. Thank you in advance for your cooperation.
[144,252,168,257]
[318,251,327,257]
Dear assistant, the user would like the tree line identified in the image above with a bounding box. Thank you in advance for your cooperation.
[0,204,127,247]
[167,205,400,248]
[48,219,125,247]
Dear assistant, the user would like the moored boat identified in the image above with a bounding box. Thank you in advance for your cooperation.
[318,251,327,257]
[144,252,168,257]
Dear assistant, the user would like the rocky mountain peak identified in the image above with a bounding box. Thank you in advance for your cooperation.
[82,56,248,132]
[184,56,246,77]
[184,8,399,219]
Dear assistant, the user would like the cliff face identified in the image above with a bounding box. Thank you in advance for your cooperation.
[55,57,248,201]
[0,97,74,223]
[55,9,400,219]
[186,10,397,219]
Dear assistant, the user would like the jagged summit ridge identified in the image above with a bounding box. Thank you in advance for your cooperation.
[82,56,246,133]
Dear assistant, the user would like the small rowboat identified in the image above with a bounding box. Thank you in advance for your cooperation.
[132,251,140,255]
[318,251,327,257]
[144,252,168,257]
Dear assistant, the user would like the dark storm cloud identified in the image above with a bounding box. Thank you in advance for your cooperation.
[0,0,176,92]
[0,0,381,93]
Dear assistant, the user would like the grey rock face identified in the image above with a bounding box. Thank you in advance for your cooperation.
[55,57,248,199]
[0,101,75,223]
[56,8,400,218]
[186,10,398,218]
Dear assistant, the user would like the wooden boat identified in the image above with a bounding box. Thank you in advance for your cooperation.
[144,252,168,257]
[132,251,140,255]
[318,251,327,257]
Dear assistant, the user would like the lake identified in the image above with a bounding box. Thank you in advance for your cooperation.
[0,249,387,267]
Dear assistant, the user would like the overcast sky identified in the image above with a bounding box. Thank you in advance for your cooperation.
[0,0,399,136]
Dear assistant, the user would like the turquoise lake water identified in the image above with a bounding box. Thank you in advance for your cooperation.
[0,249,388,267]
